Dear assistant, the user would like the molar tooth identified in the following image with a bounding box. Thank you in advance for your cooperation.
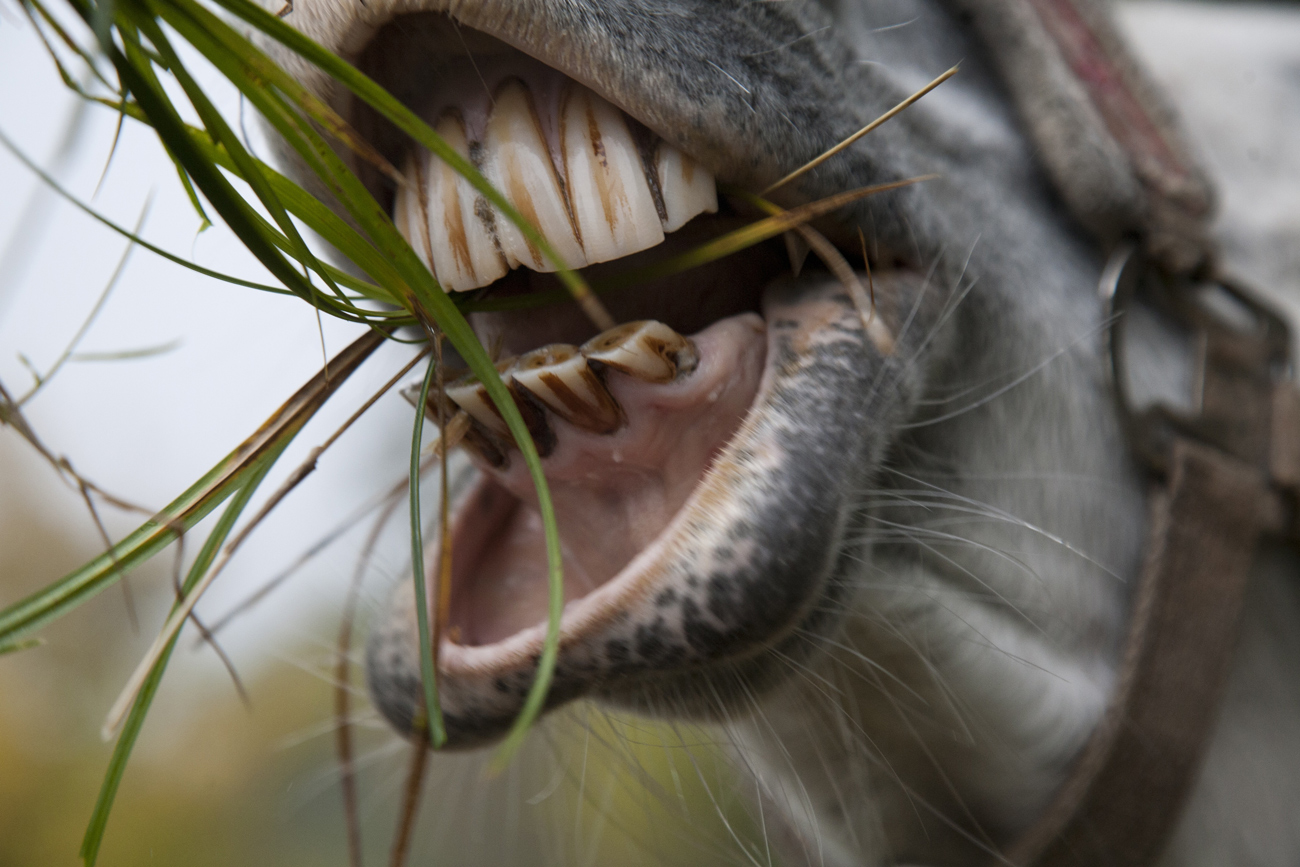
[461,418,510,469]
[482,80,587,274]
[654,144,718,232]
[581,320,698,383]
[445,360,517,437]
[510,344,625,434]
[562,85,665,265]
[445,359,557,457]
[396,114,508,293]
[400,382,491,463]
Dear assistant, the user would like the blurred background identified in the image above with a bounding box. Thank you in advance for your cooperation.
[1,0,1297,865]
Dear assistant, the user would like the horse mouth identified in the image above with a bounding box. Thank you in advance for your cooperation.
[403,43,784,677]
[351,13,890,743]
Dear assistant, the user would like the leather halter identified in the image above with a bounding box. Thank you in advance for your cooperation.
[951,0,1300,863]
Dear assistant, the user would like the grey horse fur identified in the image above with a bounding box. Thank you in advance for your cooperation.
[259,0,1300,863]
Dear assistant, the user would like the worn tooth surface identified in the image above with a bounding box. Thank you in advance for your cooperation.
[401,378,499,463]
[654,144,718,232]
[461,418,510,469]
[445,360,517,436]
[562,85,666,266]
[510,344,625,434]
[397,115,508,293]
[445,358,557,457]
[483,80,587,274]
[581,320,698,383]
[397,75,720,293]
[402,379,451,420]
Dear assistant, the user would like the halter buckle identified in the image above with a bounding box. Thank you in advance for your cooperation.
[1104,244,1300,538]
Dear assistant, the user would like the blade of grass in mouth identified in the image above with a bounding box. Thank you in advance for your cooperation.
[462,176,937,314]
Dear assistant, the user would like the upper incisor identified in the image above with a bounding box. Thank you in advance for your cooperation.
[398,80,716,293]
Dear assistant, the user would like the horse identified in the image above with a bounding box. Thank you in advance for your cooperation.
[258,0,1300,862]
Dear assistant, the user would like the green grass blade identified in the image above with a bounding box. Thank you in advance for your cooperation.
[142,14,385,312]
[0,637,44,656]
[170,154,212,233]
[191,134,402,304]
[0,124,296,298]
[200,0,605,320]
[118,9,354,318]
[23,0,118,94]
[79,453,278,867]
[408,355,446,746]
[0,330,385,646]
[83,16,355,322]
[66,93,400,306]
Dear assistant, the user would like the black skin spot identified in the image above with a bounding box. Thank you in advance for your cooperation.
[706,573,738,625]
[682,597,728,656]
[729,520,755,541]
[657,645,687,666]
[605,638,630,664]
[635,618,677,664]
[655,588,679,608]
[494,677,511,694]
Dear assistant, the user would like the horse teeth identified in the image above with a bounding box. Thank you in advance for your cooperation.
[396,114,508,293]
[510,344,625,434]
[654,143,718,232]
[460,419,510,469]
[580,320,698,383]
[445,359,518,436]
[482,80,588,273]
[397,79,718,293]
[445,359,557,457]
[561,85,666,265]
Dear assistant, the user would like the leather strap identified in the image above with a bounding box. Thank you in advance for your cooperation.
[951,0,1214,273]
[954,1,1300,863]
[1004,440,1269,865]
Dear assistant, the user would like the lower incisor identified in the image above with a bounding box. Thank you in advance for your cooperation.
[511,345,624,434]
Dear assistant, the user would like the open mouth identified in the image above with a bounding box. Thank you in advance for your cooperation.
[385,33,787,646]
[348,12,907,743]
